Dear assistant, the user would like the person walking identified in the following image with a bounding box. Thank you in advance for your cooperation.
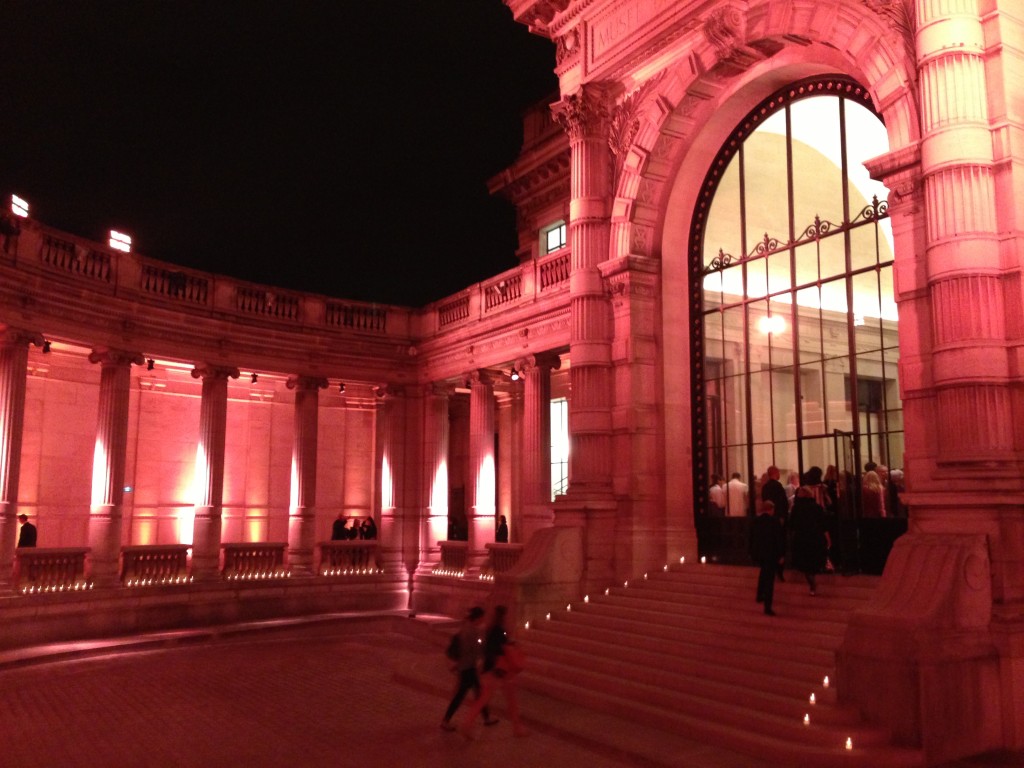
[440,607,498,731]
[789,481,830,595]
[461,605,526,738]
[750,500,785,615]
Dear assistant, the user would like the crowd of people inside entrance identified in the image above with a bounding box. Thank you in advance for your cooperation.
[708,460,908,613]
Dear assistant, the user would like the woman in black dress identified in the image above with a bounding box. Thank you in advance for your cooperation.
[789,480,830,595]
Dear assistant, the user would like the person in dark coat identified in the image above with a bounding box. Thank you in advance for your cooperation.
[331,513,347,541]
[495,515,509,543]
[360,516,377,540]
[17,514,37,547]
[760,465,790,581]
[789,482,830,595]
[750,501,785,615]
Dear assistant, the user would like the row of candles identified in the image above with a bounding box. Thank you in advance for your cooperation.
[523,556,856,751]
[21,581,95,595]
[320,567,383,577]
[125,575,194,587]
[224,570,291,581]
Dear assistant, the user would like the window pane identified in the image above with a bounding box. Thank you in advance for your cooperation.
[818,231,847,282]
[791,96,843,228]
[850,221,880,272]
[796,287,823,364]
[744,122,790,257]
[801,362,826,436]
[879,264,898,331]
[750,368,773,444]
[721,374,748,449]
[844,99,892,208]
[766,247,791,296]
[772,366,796,441]
[820,278,849,359]
[721,303,746,372]
[852,270,882,353]
[801,436,833,476]
[824,358,853,433]
[705,153,743,267]
[794,242,819,288]
[704,309,723,365]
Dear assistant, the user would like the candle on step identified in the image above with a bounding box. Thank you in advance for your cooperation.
[809,693,816,705]
[823,675,830,688]
[803,714,810,726]
[845,737,853,750]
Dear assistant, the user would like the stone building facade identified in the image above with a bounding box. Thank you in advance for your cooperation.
[1,0,1022,763]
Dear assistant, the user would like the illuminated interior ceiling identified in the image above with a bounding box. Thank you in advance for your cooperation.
[702,96,895,322]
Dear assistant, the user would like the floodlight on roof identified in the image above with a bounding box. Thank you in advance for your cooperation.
[109,230,132,252]
[11,194,28,218]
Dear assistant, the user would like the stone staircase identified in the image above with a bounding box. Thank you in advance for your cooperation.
[516,563,925,768]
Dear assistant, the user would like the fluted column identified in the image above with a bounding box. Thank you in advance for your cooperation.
[420,384,450,568]
[467,370,497,570]
[0,328,42,587]
[520,353,561,543]
[87,348,143,586]
[190,364,239,581]
[552,83,615,497]
[285,375,327,575]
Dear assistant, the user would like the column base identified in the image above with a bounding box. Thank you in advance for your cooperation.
[87,504,122,587]
[552,494,618,595]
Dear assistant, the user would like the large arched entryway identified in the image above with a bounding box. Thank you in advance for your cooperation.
[687,76,905,569]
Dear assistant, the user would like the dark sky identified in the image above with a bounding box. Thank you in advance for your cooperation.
[0,1,557,307]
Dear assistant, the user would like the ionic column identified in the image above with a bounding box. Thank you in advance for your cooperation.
[552,83,615,497]
[520,353,561,543]
[467,370,497,569]
[420,384,450,568]
[285,375,327,576]
[0,328,42,587]
[190,364,239,581]
[87,348,143,586]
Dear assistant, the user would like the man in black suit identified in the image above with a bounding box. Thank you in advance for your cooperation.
[761,465,790,580]
[750,501,785,616]
[17,514,37,547]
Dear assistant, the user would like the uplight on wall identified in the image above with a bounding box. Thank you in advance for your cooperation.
[11,194,29,217]
[109,230,132,252]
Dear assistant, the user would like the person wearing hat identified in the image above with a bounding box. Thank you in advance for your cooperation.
[440,606,498,731]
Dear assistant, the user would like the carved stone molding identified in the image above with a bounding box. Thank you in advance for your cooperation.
[552,83,613,142]
[0,327,44,349]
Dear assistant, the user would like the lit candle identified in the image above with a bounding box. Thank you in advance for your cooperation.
[680,556,686,564]
[845,737,853,750]
[584,595,589,603]
[700,556,706,564]
[823,675,830,688]
[809,693,816,705]
[545,613,551,620]
[803,714,810,726]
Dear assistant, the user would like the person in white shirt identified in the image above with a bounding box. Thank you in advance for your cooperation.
[708,475,727,515]
[726,472,749,517]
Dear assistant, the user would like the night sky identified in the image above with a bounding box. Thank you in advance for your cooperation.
[0,1,557,307]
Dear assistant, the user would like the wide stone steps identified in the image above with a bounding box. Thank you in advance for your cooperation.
[516,563,923,768]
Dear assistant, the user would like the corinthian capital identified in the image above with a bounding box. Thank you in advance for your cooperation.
[88,347,145,368]
[551,83,614,141]
[190,364,241,382]
[0,326,44,349]
[286,375,329,392]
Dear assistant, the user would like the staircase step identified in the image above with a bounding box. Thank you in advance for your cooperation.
[520,569,924,767]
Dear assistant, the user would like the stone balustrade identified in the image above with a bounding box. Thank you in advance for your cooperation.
[317,541,381,575]
[121,544,191,586]
[484,542,524,575]
[14,547,91,594]
[221,542,289,580]
[434,540,469,576]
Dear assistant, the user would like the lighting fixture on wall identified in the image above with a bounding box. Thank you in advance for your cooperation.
[146,358,155,370]
[510,367,520,382]
[11,194,29,218]
[109,230,132,253]
[251,372,258,383]
[338,382,346,393]
[42,340,51,354]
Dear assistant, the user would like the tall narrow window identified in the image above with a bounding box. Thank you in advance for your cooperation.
[543,222,567,254]
[550,397,569,500]
[690,77,901,517]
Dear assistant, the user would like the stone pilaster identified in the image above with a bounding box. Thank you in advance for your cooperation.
[467,370,497,570]
[519,353,561,543]
[87,347,143,586]
[0,328,43,588]
[285,375,327,576]
[189,364,239,581]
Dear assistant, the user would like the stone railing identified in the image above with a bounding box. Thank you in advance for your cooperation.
[121,544,191,586]
[14,547,91,594]
[484,542,525,576]
[429,250,572,331]
[221,541,289,580]
[4,219,413,338]
[434,540,469,576]
[317,541,380,574]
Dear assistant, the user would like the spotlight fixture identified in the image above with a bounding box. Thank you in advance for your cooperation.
[251,372,258,383]
[42,340,51,354]
[146,358,155,371]
[374,386,386,398]
[11,194,29,218]
[338,382,346,393]
[510,367,520,382]
[109,230,132,253]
